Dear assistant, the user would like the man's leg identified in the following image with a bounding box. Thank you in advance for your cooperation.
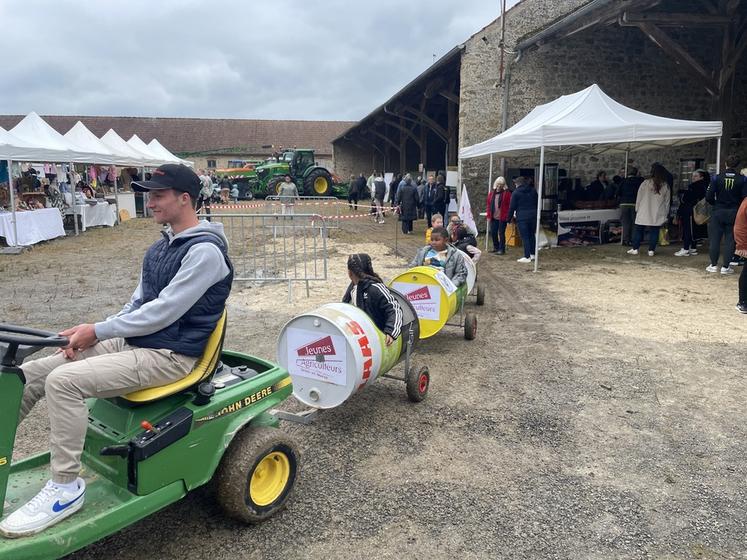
[620,207,632,244]
[682,212,694,250]
[739,264,747,306]
[709,211,724,266]
[44,346,196,483]
[632,225,643,250]
[426,208,433,228]
[19,338,127,422]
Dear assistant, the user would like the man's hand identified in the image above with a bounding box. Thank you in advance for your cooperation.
[385,334,394,346]
[59,324,98,356]
[735,249,747,258]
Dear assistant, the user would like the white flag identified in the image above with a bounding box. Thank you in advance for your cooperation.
[458,184,478,237]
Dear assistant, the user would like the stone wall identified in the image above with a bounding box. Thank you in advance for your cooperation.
[333,142,379,181]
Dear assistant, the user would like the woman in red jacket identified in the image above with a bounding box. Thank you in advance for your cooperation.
[486,177,512,255]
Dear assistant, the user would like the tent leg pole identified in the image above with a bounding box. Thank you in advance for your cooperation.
[114,169,120,225]
[486,154,493,251]
[534,146,545,273]
[624,149,629,177]
[716,137,722,173]
[71,162,78,236]
[8,159,18,247]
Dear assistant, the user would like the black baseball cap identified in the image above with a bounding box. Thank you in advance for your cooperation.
[132,164,201,199]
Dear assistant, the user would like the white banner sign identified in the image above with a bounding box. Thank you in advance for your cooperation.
[286,327,347,386]
[392,282,441,321]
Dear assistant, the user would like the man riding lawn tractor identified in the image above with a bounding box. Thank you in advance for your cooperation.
[0,165,299,549]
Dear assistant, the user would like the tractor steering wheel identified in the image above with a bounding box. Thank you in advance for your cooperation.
[0,324,69,368]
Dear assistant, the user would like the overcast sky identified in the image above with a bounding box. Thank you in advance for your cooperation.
[0,0,519,121]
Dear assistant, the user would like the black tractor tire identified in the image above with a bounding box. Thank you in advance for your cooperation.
[304,169,333,197]
[405,363,430,402]
[464,312,477,340]
[215,425,300,524]
[267,176,286,196]
[475,284,486,306]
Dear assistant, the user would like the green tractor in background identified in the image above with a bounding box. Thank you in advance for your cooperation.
[255,149,334,197]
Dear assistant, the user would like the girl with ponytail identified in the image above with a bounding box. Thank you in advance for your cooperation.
[342,254,403,346]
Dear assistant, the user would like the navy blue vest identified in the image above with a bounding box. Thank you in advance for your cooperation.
[126,232,233,357]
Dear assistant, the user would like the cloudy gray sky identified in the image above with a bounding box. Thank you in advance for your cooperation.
[0,0,518,121]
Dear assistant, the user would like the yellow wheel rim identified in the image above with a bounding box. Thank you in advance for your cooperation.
[314,176,328,194]
[276,183,283,195]
[249,451,291,506]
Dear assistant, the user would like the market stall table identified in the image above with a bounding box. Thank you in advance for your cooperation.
[65,201,117,231]
[0,208,65,247]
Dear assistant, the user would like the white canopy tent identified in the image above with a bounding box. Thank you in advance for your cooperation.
[459,84,724,271]
[126,134,165,167]
[147,138,193,167]
[100,129,150,167]
[64,122,118,165]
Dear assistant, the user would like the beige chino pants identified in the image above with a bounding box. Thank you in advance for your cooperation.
[20,338,197,484]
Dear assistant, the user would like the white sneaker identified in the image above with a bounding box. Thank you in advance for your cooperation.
[529,254,536,261]
[730,261,740,267]
[721,266,735,275]
[627,249,639,255]
[647,251,655,257]
[674,249,690,257]
[0,478,85,538]
[706,265,718,273]
[689,249,698,255]
[517,257,532,263]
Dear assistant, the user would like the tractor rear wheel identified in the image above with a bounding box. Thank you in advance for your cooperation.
[215,425,300,524]
[267,176,285,196]
[304,169,333,197]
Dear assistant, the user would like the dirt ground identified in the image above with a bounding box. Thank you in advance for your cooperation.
[3,213,746,560]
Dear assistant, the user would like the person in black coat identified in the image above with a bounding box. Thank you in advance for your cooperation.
[342,253,402,345]
[389,174,401,208]
[395,175,419,234]
[587,171,608,201]
[674,169,710,257]
[619,168,644,245]
[434,175,448,219]
[508,177,539,262]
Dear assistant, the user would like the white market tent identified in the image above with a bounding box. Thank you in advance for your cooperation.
[0,113,188,246]
[64,121,118,165]
[147,138,192,166]
[459,84,724,271]
[127,134,165,167]
[100,129,151,166]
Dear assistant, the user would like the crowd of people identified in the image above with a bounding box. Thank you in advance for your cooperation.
[346,171,452,234]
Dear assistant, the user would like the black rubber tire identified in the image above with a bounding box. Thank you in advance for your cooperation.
[267,176,285,196]
[215,425,300,524]
[464,312,477,340]
[475,284,486,306]
[405,363,430,402]
[304,169,333,197]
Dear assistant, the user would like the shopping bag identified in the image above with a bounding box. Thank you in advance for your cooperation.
[506,222,521,247]
[658,226,670,246]
[693,198,711,225]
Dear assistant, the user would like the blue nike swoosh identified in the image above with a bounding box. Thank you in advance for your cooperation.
[51,491,84,513]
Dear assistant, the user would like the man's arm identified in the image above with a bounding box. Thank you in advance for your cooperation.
[409,247,425,268]
[95,243,230,340]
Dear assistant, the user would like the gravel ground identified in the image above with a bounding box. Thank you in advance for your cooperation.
[3,213,746,560]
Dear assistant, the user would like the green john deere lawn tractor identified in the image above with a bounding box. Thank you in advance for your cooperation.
[255,149,334,197]
[0,313,299,560]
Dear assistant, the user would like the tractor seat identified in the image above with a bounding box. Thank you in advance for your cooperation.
[121,310,227,404]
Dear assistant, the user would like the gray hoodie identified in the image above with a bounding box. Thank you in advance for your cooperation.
[95,221,231,340]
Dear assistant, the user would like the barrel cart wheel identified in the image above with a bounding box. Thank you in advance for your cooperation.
[464,312,477,340]
[405,363,430,402]
[475,284,486,306]
[216,425,300,524]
